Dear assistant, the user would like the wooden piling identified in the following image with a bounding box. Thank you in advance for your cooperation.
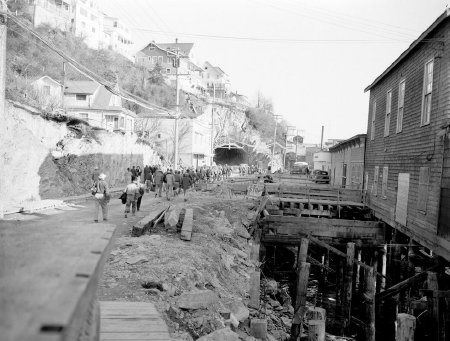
[364,267,376,341]
[342,242,355,334]
[427,271,440,341]
[336,259,344,319]
[308,320,325,341]
[395,313,416,341]
[290,261,311,341]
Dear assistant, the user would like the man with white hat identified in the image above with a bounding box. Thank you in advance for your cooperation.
[93,173,110,222]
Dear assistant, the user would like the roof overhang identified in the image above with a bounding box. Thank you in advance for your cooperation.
[364,10,449,93]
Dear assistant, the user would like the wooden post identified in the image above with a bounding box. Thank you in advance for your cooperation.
[342,242,355,334]
[395,313,416,341]
[336,259,344,319]
[308,320,325,341]
[298,237,309,266]
[381,244,387,290]
[290,261,311,341]
[364,267,376,341]
[427,271,440,341]
[249,270,260,309]
[0,1,6,219]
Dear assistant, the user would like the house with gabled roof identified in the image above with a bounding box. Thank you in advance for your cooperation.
[203,61,231,100]
[64,80,136,133]
[135,41,205,96]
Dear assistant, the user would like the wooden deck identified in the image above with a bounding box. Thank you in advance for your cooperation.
[100,301,171,341]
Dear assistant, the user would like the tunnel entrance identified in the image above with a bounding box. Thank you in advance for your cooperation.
[214,143,248,165]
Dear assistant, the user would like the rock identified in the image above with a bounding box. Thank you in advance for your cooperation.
[162,283,177,296]
[225,300,250,322]
[219,308,231,319]
[219,210,226,218]
[125,256,148,265]
[268,299,281,308]
[271,330,290,341]
[250,318,267,339]
[197,327,239,341]
[281,317,292,329]
[221,254,235,271]
[141,281,163,291]
[177,290,219,310]
[144,288,160,295]
[267,334,277,341]
[265,279,278,295]
[225,313,240,330]
[287,304,294,316]
[236,226,251,239]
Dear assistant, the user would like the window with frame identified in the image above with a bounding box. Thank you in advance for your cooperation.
[152,56,157,64]
[397,80,405,133]
[384,90,392,137]
[79,113,88,120]
[373,166,379,196]
[417,167,430,213]
[371,100,376,140]
[158,56,163,64]
[76,94,87,101]
[166,68,171,74]
[421,59,434,126]
[381,166,388,198]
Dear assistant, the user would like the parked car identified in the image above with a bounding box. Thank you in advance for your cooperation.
[312,170,330,184]
[290,161,309,175]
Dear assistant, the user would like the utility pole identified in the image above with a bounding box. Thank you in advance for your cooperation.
[174,39,180,170]
[210,83,215,166]
[0,0,7,219]
[295,129,299,162]
[271,114,281,162]
[61,62,66,106]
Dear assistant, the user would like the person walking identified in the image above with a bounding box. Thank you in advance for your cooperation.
[144,170,153,193]
[136,179,145,212]
[93,173,110,222]
[165,169,175,200]
[174,170,181,196]
[181,172,192,199]
[123,176,139,218]
[153,167,164,197]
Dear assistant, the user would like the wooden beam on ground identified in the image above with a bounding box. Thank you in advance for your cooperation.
[180,208,193,241]
[132,209,166,237]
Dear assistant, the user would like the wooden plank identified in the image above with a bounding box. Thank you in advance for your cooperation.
[101,333,174,340]
[180,209,193,241]
[277,197,364,207]
[375,271,429,302]
[132,209,166,237]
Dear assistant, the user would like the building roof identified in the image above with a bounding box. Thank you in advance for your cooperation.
[31,75,62,87]
[364,10,449,92]
[204,61,227,76]
[139,42,194,57]
[65,80,99,94]
[328,134,367,152]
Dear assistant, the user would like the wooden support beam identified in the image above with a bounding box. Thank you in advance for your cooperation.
[364,267,376,341]
[290,261,311,341]
[375,271,428,302]
[427,271,441,341]
[342,242,355,334]
[307,255,335,273]
[395,314,416,341]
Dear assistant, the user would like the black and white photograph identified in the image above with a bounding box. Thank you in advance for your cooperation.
[1,0,450,340]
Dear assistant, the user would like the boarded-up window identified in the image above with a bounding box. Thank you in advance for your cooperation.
[382,167,388,198]
[417,167,430,212]
[373,166,379,196]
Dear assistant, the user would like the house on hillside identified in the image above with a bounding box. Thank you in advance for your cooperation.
[64,80,136,133]
[154,107,213,168]
[101,15,134,60]
[364,10,450,261]
[203,61,231,100]
[27,0,72,31]
[30,76,62,105]
[135,42,205,95]
[329,134,366,189]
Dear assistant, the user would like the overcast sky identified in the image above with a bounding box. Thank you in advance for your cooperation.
[98,0,447,143]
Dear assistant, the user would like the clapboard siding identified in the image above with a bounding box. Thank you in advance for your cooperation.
[364,18,450,261]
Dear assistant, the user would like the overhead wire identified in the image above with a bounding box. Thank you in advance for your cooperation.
[6,11,174,116]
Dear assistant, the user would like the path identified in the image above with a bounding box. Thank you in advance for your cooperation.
[100,301,171,341]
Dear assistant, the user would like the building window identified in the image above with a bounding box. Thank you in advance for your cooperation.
[381,166,388,198]
[397,80,405,133]
[370,100,376,140]
[76,94,87,101]
[167,69,171,74]
[43,85,50,96]
[119,117,125,129]
[384,90,392,137]
[79,113,88,120]
[373,166,379,196]
[152,56,157,64]
[421,59,434,126]
[158,56,163,64]
[417,167,430,213]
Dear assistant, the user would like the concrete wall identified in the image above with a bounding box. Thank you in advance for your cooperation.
[0,101,159,207]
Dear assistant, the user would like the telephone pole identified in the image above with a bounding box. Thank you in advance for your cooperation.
[174,39,180,170]
[210,83,215,166]
[271,114,281,161]
[0,0,7,219]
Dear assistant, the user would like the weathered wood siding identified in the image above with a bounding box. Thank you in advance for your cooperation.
[330,137,366,189]
[364,20,450,261]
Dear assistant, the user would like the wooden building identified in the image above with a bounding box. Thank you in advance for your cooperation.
[329,134,366,189]
[364,10,450,261]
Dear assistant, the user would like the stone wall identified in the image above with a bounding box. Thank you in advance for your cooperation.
[0,101,160,207]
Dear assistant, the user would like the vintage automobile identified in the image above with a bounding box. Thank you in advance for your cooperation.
[290,161,309,175]
[312,170,330,184]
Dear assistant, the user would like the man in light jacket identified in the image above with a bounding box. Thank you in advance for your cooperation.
[165,169,175,200]
[124,176,139,218]
[94,173,109,222]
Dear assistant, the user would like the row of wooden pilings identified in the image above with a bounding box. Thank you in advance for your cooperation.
[283,237,422,341]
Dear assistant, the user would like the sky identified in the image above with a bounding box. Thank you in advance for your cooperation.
[98,0,447,144]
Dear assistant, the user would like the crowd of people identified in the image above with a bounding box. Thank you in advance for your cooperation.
[91,163,239,222]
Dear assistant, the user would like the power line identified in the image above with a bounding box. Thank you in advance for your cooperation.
[6,12,173,115]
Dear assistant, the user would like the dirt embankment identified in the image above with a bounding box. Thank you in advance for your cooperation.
[98,193,297,341]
